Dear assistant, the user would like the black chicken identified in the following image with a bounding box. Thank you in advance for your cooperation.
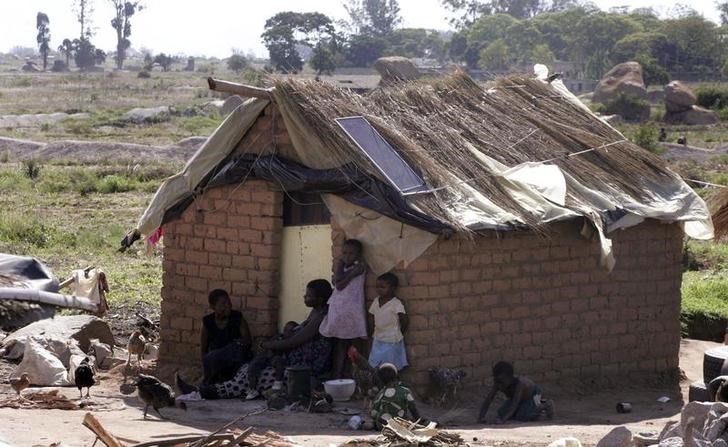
[74,357,95,398]
[135,374,186,420]
[428,367,467,406]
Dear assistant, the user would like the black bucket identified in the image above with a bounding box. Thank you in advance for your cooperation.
[286,365,311,401]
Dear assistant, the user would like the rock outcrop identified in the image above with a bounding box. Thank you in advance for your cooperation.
[593,61,647,104]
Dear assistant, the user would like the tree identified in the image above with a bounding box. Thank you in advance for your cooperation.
[310,41,337,75]
[344,33,389,66]
[720,1,728,25]
[73,38,106,70]
[386,28,446,60]
[503,21,543,65]
[109,1,143,70]
[440,0,588,26]
[461,13,517,67]
[479,38,509,70]
[36,12,51,71]
[532,7,595,60]
[261,12,339,73]
[227,52,249,73]
[153,53,174,71]
[569,12,642,78]
[345,0,401,36]
[660,16,724,74]
[73,0,94,38]
[529,43,555,65]
[58,38,74,67]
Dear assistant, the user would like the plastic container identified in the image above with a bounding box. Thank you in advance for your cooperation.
[324,379,356,402]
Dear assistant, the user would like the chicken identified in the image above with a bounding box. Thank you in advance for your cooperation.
[428,367,467,406]
[135,374,186,420]
[9,373,30,397]
[127,330,146,366]
[74,357,95,398]
[347,346,377,399]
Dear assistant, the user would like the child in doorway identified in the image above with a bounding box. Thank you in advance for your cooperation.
[368,272,408,371]
[370,363,420,430]
[478,361,554,424]
[319,239,368,379]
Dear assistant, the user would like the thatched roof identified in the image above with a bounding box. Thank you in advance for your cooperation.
[271,71,689,233]
[710,189,728,240]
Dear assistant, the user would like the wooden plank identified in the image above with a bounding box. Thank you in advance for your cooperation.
[207,77,274,101]
[82,413,124,447]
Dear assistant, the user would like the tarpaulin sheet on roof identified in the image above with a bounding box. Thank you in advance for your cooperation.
[135,97,269,236]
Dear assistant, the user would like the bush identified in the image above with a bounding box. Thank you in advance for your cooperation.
[21,159,41,180]
[97,175,136,193]
[0,214,53,247]
[137,70,151,79]
[632,123,660,153]
[604,94,651,122]
[696,86,728,110]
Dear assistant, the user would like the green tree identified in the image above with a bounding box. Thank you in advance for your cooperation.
[532,7,595,60]
[109,0,143,70]
[569,12,642,78]
[660,16,724,74]
[261,12,339,73]
[310,40,337,75]
[58,38,74,67]
[479,38,509,70]
[345,0,401,36]
[344,33,389,66]
[73,38,106,70]
[529,43,555,65]
[720,2,728,25]
[503,21,543,65]
[462,13,517,67]
[227,52,249,73]
[36,12,51,71]
[153,53,174,71]
[440,0,587,27]
[142,51,153,70]
[386,28,446,60]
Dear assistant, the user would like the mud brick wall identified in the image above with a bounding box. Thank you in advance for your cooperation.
[334,220,683,390]
[158,179,284,377]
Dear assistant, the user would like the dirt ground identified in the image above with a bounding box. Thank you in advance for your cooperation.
[0,338,717,447]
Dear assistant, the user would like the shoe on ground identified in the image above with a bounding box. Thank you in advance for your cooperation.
[245,389,260,400]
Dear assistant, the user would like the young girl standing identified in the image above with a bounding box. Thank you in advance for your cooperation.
[368,273,408,371]
[319,239,368,379]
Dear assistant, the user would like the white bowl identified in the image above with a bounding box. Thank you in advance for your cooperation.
[324,379,356,401]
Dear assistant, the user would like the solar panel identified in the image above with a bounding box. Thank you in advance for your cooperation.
[335,116,428,195]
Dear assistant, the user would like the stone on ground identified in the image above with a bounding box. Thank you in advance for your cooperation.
[1,315,114,360]
[123,106,171,124]
[663,106,719,125]
[222,95,244,115]
[664,81,697,113]
[593,61,647,104]
[596,426,632,447]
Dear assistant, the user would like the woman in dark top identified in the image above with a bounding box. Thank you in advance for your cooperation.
[177,280,333,399]
[200,289,253,384]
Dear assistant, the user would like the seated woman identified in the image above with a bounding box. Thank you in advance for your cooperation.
[177,279,333,399]
[201,289,253,384]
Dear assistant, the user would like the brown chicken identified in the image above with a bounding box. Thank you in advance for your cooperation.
[9,373,30,396]
[127,330,146,366]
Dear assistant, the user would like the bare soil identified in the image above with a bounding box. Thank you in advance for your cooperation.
[0,338,717,447]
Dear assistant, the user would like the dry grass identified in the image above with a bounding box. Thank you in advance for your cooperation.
[710,188,728,240]
[273,71,682,232]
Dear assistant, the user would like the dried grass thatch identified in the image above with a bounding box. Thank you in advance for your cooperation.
[709,188,728,240]
[272,70,680,233]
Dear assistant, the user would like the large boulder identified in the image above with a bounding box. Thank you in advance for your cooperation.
[664,81,697,113]
[221,95,244,115]
[374,57,420,86]
[0,315,114,360]
[593,61,647,104]
[123,106,171,124]
[664,105,719,126]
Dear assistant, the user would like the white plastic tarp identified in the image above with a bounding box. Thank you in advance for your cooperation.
[136,97,269,236]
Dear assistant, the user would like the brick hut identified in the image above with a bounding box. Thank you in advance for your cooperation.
[132,71,713,389]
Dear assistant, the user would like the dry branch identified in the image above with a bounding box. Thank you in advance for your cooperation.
[82,413,124,447]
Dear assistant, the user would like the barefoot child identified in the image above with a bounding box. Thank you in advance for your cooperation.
[370,363,420,430]
[319,239,368,379]
[478,361,554,424]
[368,273,408,371]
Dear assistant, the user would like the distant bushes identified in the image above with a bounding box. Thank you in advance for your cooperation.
[631,123,661,153]
[696,86,728,110]
[604,94,651,123]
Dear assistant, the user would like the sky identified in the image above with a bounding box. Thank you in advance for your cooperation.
[0,0,723,59]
